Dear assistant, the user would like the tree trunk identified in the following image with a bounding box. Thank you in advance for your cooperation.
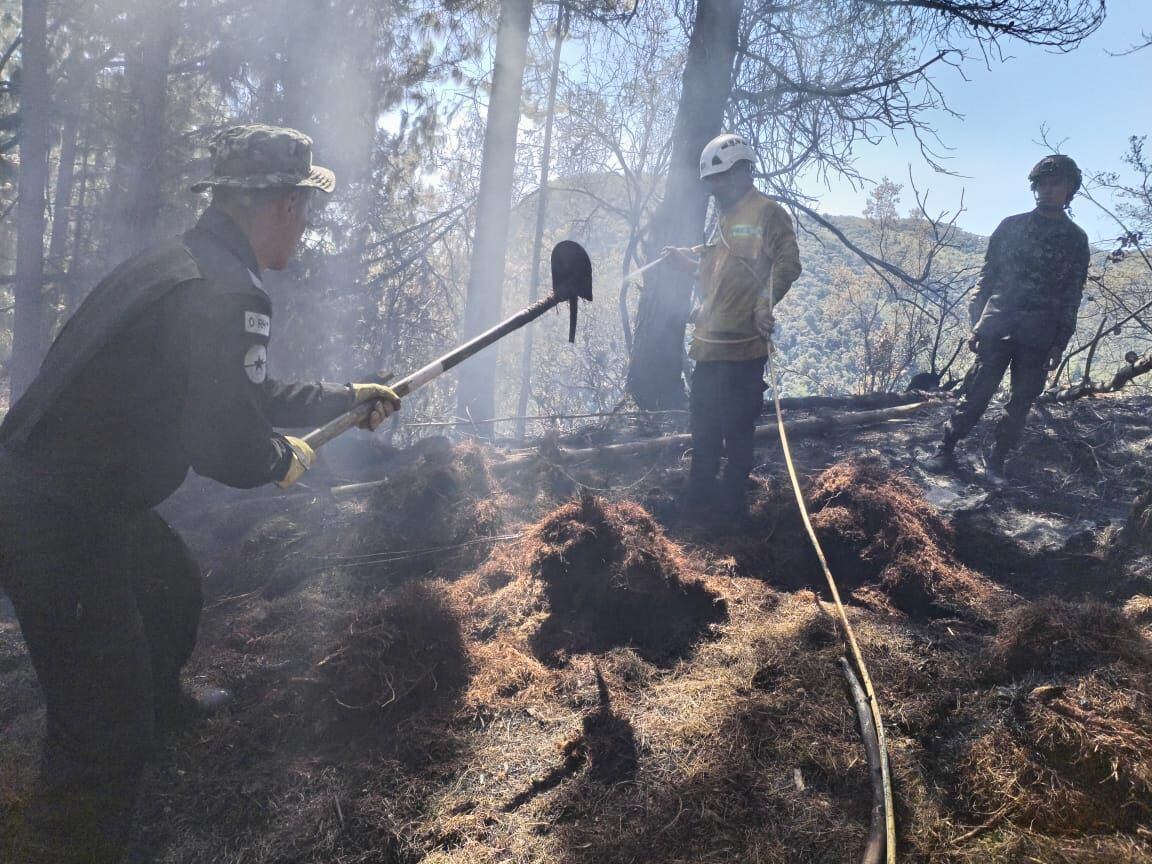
[515,5,567,443]
[47,108,78,311]
[455,0,532,429]
[10,0,50,400]
[625,0,743,410]
[106,4,176,264]
[68,141,101,311]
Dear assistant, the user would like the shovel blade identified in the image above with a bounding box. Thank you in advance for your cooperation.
[551,240,593,303]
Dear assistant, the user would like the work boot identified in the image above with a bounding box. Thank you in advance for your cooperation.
[681,475,718,513]
[922,441,957,474]
[718,474,751,527]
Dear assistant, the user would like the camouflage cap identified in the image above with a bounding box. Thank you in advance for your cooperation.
[190,124,335,194]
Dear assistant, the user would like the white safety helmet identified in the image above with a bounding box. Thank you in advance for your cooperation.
[699,133,756,179]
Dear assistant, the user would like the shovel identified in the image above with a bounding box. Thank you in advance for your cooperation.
[302,240,593,450]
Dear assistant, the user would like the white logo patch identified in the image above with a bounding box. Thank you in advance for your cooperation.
[244,311,271,337]
[244,344,268,384]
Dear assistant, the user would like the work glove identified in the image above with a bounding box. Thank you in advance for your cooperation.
[276,435,315,489]
[349,383,402,431]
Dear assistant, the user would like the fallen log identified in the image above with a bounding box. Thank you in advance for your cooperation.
[774,391,944,412]
[328,401,932,495]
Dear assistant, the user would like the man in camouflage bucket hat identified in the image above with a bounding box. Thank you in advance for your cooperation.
[190,123,336,194]
[0,124,398,862]
[923,155,1089,482]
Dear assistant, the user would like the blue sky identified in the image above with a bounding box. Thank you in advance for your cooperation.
[803,1,1152,243]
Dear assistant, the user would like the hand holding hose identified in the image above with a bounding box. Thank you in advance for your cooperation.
[755,307,776,339]
[660,246,701,273]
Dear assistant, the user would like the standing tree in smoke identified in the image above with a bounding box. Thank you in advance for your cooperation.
[10,0,49,401]
[456,0,533,428]
[626,0,742,411]
[104,0,178,265]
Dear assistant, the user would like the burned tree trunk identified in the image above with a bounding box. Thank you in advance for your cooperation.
[625,0,743,410]
[456,0,532,429]
[515,5,567,443]
[10,0,50,400]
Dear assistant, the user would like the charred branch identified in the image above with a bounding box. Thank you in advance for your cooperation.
[1040,349,1152,404]
[862,0,1103,48]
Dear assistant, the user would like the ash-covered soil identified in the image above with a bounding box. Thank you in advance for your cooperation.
[4,395,1152,862]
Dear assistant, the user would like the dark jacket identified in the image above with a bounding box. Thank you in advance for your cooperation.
[0,206,353,510]
[969,209,1090,354]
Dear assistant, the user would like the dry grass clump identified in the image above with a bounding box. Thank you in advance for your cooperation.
[739,460,1002,620]
[130,575,469,862]
[527,494,726,665]
[951,666,1152,833]
[449,552,553,711]
[209,441,505,599]
[314,580,470,726]
[449,494,725,710]
[938,590,1152,843]
[989,598,1152,678]
[1124,594,1152,627]
[808,460,1004,619]
[363,440,504,580]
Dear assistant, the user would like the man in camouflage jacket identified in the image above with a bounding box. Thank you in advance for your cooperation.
[926,155,1089,478]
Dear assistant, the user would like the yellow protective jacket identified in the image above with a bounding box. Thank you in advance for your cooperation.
[689,187,802,362]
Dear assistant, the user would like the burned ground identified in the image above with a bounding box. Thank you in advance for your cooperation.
[3,396,1152,861]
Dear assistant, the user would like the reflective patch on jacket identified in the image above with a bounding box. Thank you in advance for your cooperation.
[244,311,271,337]
[244,344,268,383]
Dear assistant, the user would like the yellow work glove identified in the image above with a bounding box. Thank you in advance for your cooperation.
[349,383,402,431]
[276,436,315,489]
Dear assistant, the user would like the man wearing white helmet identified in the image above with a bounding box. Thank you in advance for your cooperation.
[665,132,802,517]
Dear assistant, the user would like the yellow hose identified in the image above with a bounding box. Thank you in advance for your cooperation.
[760,280,897,861]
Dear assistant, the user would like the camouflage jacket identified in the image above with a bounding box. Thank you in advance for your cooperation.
[689,187,802,362]
[969,209,1089,354]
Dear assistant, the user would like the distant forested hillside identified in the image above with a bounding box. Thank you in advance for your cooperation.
[779,212,989,396]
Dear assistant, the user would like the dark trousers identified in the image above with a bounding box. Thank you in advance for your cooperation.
[945,338,1050,452]
[689,357,767,502]
[0,450,201,862]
